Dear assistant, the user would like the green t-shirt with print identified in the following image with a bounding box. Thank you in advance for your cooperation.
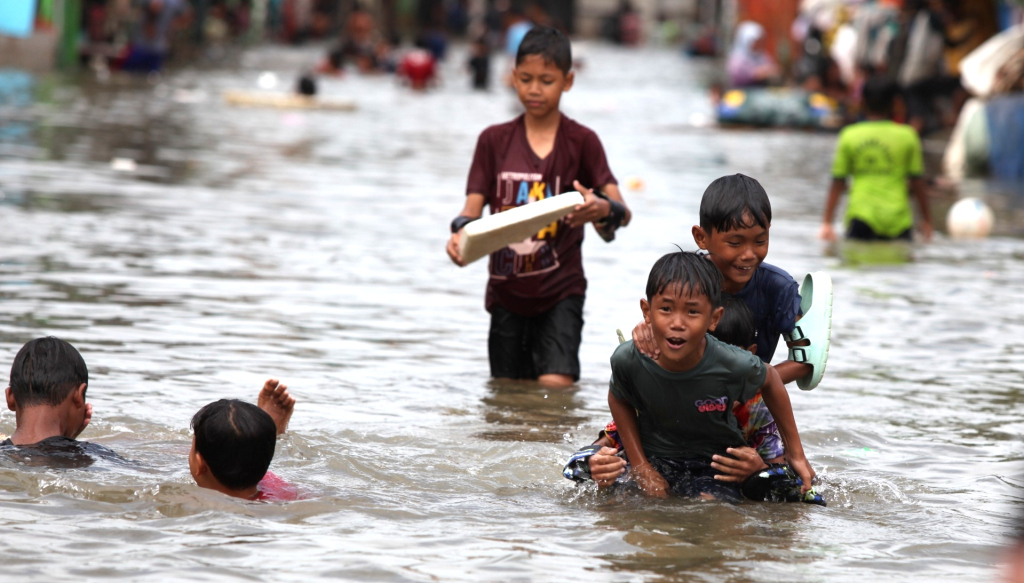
[831,120,923,237]
[609,337,766,459]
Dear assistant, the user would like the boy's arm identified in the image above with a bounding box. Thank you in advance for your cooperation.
[759,365,816,492]
[819,178,846,241]
[446,193,487,266]
[910,177,933,242]
[774,358,812,385]
[608,390,668,498]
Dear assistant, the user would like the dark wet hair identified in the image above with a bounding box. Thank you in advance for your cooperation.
[516,27,572,74]
[862,76,897,115]
[709,295,756,350]
[699,174,772,234]
[191,400,276,491]
[8,337,88,408]
[646,251,723,308]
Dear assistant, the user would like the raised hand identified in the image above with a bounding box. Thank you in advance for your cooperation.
[258,379,296,436]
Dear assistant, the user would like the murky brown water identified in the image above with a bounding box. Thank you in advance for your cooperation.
[1,44,1022,581]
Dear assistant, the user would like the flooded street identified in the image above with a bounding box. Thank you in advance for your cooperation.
[1,44,1022,581]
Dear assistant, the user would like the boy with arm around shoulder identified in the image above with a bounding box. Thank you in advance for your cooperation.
[445,26,630,388]
[588,175,814,487]
[610,252,814,499]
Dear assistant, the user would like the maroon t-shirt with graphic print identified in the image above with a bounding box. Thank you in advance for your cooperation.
[466,114,617,317]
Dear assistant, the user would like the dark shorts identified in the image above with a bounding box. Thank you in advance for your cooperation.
[847,218,912,242]
[648,456,742,501]
[488,295,584,381]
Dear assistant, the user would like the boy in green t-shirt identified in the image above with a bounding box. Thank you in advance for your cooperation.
[608,251,815,499]
[820,77,934,242]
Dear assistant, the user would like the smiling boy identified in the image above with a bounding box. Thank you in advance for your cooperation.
[609,252,814,499]
[590,175,814,486]
[637,174,810,382]
[445,26,630,388]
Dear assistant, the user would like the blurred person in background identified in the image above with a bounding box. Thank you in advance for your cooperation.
[727,21,779,88]
[895,0,969,133]
[120,0,191,73]
[468,35,491,90]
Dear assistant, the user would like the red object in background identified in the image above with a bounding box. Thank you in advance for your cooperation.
[398,49,437,90]
[735,0,801,67]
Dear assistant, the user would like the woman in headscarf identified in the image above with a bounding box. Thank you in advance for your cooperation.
[727,21,779,87]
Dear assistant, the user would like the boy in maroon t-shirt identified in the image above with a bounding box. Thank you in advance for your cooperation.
[445,27,630,388]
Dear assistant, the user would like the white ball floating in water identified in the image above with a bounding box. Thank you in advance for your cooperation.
[257,71,278,90]
[946,197,994,238]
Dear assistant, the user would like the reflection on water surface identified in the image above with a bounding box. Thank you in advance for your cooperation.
[0,44,1022,581]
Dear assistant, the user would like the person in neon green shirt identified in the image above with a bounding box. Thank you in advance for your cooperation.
[820,78,934,242]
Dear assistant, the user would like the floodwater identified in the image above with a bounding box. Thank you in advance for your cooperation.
[1,44,1022,582]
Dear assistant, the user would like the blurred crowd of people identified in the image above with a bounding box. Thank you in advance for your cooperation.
[724,0,1006,134]
[73,0,582,91]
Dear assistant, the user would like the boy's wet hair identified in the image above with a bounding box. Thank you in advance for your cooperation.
[646,251,723,308]
[709,295,756,350]
[8,337,88,408]
[516,27,572,74]
[862,76,897,115]
[191,400,276,491]
[699,174,772,234]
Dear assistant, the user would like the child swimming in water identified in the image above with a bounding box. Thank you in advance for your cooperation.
[2,337,121,467]
[605,251,814,500]
[188,379,299,501]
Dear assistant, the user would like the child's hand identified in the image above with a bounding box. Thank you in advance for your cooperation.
[786,455,817,493]
[631,321,659,359]
[631,462,669,498]
[589,447,627,488]
[445,232,466,266]
[711,447,768,482]
[819,223,837,242]
[567,180,612,228]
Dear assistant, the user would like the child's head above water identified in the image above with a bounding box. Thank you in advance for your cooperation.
[698,173,772,234]
[641,251,724,372]
[5,337,91,444]
[693,174,773,293]
[709,295,757,354]
[8,337,88,408]
[515,26,572,74]
[189,399,276,497]
[645,250,723,306]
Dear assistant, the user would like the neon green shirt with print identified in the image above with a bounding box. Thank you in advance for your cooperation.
[831,120,923,237]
